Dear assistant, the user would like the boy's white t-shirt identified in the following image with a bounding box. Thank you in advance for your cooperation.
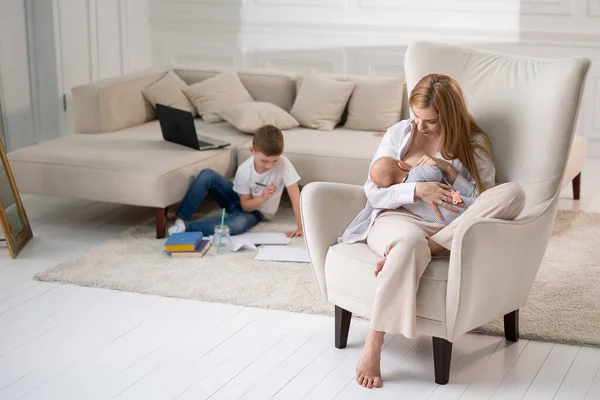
[233,155,300,219]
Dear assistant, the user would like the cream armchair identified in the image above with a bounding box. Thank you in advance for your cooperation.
[300,41,590,385]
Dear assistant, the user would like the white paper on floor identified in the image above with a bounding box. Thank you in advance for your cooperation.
[235,232,291,245]
[229,237,257,252]
[254,245,310,263]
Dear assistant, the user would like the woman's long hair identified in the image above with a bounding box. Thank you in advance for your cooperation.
[409,73,493,194]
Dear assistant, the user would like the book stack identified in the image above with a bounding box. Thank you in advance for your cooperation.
[164,232,211,258]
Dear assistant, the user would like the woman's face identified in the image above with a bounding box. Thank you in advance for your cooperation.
[412,107,440,137]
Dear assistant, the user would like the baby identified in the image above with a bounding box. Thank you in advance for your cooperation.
[370,157,476,225]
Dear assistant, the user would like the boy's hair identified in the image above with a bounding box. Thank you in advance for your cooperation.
[252,125,284,156]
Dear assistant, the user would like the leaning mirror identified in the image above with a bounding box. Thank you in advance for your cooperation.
[0,96,33,258]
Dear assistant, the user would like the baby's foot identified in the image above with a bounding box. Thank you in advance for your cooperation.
[168,218,186,236]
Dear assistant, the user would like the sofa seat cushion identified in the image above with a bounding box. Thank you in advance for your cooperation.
[325,242,449,322]
[8,120,251,208]
[237,127,384,186]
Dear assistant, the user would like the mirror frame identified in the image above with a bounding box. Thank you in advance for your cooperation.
[0,136,33,258]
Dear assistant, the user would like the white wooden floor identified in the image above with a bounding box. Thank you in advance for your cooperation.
[1,160,600,400]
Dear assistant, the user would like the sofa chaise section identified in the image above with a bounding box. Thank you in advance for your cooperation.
[8,120,252,237]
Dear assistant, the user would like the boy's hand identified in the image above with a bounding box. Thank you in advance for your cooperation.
[286,227,303,238]
[260,183,277,201]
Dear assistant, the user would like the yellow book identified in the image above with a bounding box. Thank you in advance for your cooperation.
[169,241,211,258]
[166,244,196,252]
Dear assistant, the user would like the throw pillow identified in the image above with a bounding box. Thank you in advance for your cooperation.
[218,102,299,134]
[290,73,355,131]
[344,76,405,131]
[141,71,197,116]
[182,70,254,123]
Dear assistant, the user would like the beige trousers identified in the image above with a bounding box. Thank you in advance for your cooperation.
[366,182,526,338]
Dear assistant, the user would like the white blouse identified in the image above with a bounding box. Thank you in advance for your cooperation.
[339,119,497,244]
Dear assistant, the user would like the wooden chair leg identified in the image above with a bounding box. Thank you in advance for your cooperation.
[432,337,452,385]
[504,309,519,342]
[572,173,581,200]
[156,207,167,239]
[335,305,352,349]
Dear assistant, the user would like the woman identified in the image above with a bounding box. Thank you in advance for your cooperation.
[340,74,526,389]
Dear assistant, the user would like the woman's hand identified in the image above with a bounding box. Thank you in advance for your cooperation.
[416,155,450,173]
[415,182,461,221]
[416,155,460,185]
[374,256,386,277]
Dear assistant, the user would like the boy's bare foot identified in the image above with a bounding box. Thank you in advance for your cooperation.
[356,330,384,388]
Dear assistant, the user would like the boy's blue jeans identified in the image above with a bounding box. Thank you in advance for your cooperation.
[176,169,263,236]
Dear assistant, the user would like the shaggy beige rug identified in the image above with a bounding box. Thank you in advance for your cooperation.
[35,207,600,346]
[36,205,332,316]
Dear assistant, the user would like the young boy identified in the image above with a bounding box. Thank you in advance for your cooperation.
[370,156,476,224]
[168,125,304,238]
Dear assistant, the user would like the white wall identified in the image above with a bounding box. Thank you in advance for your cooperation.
[54,0,154,136]
[0,0,154,151]
[151,0,600,157]
[0,0,36,152]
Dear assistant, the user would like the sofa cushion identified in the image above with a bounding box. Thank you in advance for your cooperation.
[182,70,254,123]
[325,242,449,322]
[290,73,355,131]
[344,76,405,132]
[8,121,251,208]
[237,127,384,185]
[175,68,296,112]
[218,102,299,134]
[142,70,198,117]
[296,73,410,129]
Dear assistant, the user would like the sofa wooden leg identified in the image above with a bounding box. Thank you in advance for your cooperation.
[156,207,167,239]
[432,337,452,385]
[335,306,352,349]
[504,309,519,342]
[572,173,581,200]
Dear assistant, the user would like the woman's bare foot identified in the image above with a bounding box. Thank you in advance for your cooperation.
[356,330,384,388]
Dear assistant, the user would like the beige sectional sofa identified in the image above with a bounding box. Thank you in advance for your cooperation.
[7,66,587,238]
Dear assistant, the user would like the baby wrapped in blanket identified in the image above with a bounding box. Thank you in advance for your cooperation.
[370,157,477,225]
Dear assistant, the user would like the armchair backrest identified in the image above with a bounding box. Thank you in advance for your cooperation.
[404,41,590,209]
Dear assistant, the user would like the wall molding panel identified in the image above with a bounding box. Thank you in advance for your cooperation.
[150,0,600,156]
[22,0,153,141]
[255,0,346,7]
[589,0,600,16]
[257,49,346,74]
[359,0,573,15]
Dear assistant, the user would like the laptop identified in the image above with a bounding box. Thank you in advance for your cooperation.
[156,103,230,151]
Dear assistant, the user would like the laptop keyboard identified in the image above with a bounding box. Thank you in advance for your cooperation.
[197,140,214,148]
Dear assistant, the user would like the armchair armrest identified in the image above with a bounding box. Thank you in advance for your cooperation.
[301,182,367,299]
[446,197,558,340]
[71,67,168,133]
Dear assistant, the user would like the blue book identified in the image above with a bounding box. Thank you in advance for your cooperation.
[164,231,204,252]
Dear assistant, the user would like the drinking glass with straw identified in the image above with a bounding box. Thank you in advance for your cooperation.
[217,208,225,252]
